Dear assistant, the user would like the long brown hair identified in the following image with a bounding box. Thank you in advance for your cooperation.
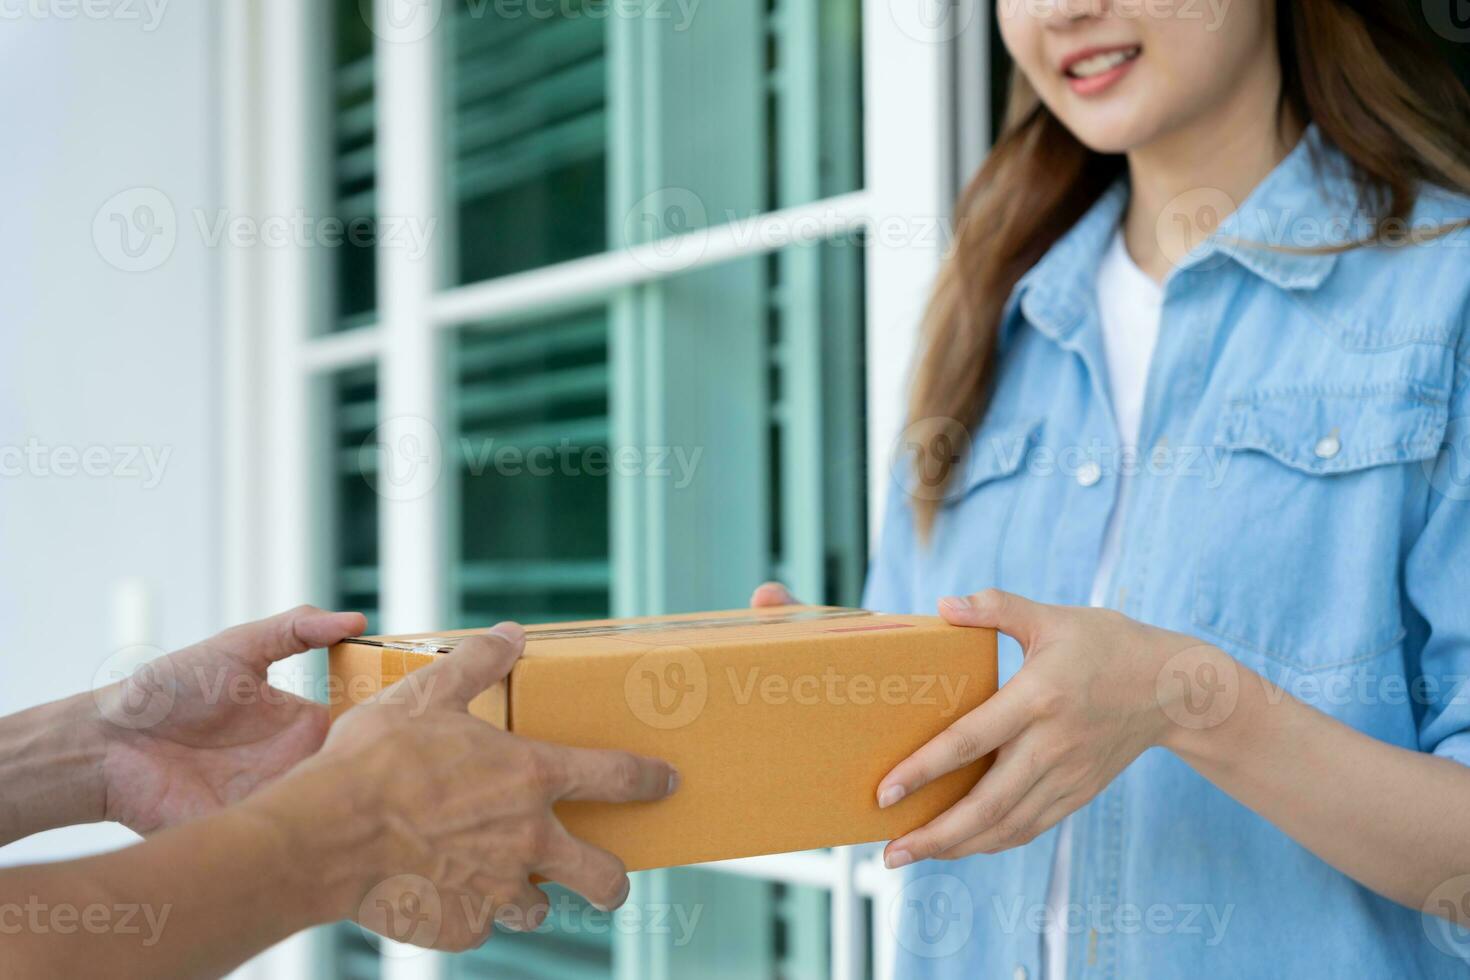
[908,0,1470,537]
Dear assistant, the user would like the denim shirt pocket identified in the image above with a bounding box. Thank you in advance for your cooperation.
[1191,381,1448,674]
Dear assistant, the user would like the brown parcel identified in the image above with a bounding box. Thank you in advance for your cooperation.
[328,606,998,872]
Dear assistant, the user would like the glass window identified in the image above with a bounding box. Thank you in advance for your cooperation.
[453,310,613,626]
[316,2,869,977]
[331,365,381,633]
[446,0,863,284]
[332,0,379,330]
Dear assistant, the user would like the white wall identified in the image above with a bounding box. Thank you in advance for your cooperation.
[0,1,219,864]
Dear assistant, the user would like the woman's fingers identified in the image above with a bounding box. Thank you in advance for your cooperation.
[883,737,1045,868]
[876,681,1030,807]
[939,589,1049,647]
[931,768,1075,860]
[750,582,797,607]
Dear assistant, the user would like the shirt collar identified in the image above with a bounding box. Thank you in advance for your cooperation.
[1003,125,1353,349]
[1004,180,1128,348]
[1179,124,1350,290]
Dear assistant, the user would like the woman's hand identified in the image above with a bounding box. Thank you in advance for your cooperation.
[91,605,368,834]
[879,589,1230,868]
[750,581,798,608]
[249,623,679,950]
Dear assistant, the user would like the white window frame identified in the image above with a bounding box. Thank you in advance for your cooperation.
[221,1,985,977]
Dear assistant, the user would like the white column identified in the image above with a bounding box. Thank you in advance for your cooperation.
[252,0,334,975]
[861,0,958,549]
[220,0,259,627]
[376,0,450,976]
[832,846,866,980]
[376,0,450,635]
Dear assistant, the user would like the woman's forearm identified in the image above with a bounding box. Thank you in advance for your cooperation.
[0,695,108,847]
[1166,664,1470,918]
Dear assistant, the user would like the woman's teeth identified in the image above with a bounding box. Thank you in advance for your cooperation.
[1067,47,1140,79]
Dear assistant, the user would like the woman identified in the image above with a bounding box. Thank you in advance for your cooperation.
[759,1,1470,976]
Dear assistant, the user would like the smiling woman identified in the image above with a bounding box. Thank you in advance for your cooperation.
[798,1,1470,979]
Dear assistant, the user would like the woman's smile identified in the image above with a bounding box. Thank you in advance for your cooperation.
[1061,43,1143,96]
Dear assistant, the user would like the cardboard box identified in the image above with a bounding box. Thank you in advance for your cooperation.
[329,606,997,872]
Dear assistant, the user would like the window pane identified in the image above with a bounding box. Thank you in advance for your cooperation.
[332,0,378,330]
[453,309,613,627]
[332,365,381,633]
[447,885,613,979]
[446,0,863,286]
[450,3,610,284]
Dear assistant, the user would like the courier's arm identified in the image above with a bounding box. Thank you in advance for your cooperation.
[0,694,109,847]
[0,606,369,847]
[0,797,341,979]
[1,624,678,978]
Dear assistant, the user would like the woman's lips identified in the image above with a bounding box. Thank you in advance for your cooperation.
[1062,45,1142,96]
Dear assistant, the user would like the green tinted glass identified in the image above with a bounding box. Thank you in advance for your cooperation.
[448,0,862,284]
[332,0,379,330]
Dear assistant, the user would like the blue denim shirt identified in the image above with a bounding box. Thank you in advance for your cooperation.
[868,129,1470,978]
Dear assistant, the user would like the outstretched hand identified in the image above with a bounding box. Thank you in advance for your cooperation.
[92,606,367,834]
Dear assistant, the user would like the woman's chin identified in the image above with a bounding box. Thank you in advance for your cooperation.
[1053,111,1161,157]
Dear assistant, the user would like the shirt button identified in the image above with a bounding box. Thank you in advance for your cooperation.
[1013,966,1028,980]
[1314,430,1341,460]
[1076,461,1102,487]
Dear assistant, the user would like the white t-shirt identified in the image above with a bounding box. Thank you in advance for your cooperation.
[1043,228,1163,980]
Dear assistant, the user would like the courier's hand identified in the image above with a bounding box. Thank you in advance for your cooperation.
[877,590,1230,866]
[91,605,367,834]
[248,623,680,952]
